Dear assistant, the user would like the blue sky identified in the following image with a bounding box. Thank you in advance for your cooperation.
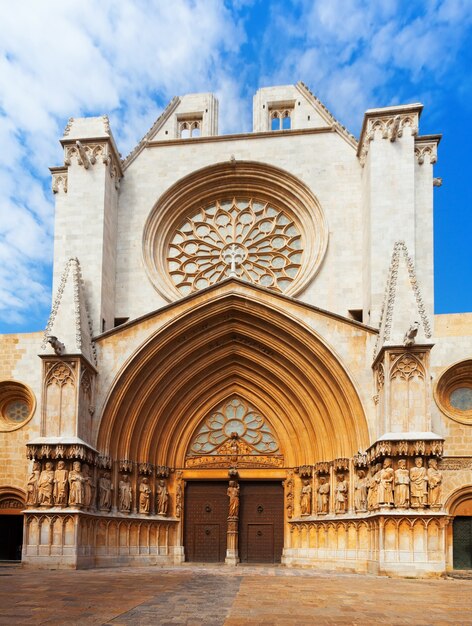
[0,0,471,334]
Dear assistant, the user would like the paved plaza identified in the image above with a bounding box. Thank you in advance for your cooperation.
[0,564,471,626]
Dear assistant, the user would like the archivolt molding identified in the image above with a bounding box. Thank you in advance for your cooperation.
[142,161,328,301]
[97,293,368,468]
[444,485,472,515]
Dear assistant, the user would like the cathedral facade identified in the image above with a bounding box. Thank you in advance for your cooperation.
[1,83,471,576]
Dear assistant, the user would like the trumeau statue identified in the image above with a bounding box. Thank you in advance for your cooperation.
[227,480,240,518]
[26,461,41,507]
[119,474,132,512]
[139,478,151,514]
[156,479,169,516]
[354,470,368,512]
[378,458,394,507]
[394,459,410,508]
[317,477,330,514]
[68,461,85,507]
[427,458,442,508]
[410,457,428,508]
[335,474,348,513]
[38,462,54,506]
[53,460,69,507]
[300,479,312,516]
[99,472,113,510]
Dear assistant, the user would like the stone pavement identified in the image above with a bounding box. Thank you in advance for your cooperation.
[0,563,471,626]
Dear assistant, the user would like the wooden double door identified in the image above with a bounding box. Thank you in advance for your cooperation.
[184,481,284,563]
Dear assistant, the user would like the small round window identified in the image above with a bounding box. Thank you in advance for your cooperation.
[434,361,472,425]
[0,381,36,432]
[449,387,472,412]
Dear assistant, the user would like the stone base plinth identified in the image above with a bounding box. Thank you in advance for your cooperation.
[22,510,182,570]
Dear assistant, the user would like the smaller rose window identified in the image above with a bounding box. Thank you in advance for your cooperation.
[168,198,303,295]
[5,400,29,423]
[188,397,279,456]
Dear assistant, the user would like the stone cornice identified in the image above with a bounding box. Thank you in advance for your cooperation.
[49,166,68,194]
[60,136,123,185]
[357,103,423,166]
[415,134,442,165]
[145,125,339,150]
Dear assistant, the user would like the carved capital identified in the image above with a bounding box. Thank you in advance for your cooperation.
[314,461,331,475]
[98,455,113,470]
[156,465,170,478]
[138,462,154,476]
[119,459,133,473]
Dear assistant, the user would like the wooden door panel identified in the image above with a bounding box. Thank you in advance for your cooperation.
[184,482,227,562]
[193,524,221,562]
[247,524,274,563]
[239,482,283,563]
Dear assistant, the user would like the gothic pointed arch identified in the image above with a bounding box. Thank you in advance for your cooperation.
[96,285,370,467]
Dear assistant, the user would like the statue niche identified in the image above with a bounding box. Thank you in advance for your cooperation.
[185,396,283,469]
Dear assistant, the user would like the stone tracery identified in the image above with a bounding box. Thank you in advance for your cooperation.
[168,198,303,295]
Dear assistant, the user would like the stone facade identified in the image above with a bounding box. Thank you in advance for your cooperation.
[1,82,471,576]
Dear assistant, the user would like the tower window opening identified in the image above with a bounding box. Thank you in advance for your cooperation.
[178,117,202,139]
[282,111,291,130]
[269,106,293,131]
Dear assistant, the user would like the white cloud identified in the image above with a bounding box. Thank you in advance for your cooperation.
[0,0,245,329]
[256,0,472,132]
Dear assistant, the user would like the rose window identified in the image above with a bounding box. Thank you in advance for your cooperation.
[167,198,303,295]
[188,397,279,456]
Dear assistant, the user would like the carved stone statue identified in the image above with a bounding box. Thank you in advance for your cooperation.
[156,479,169,516]
[53,460,69,507]
[378,458,394,507]
[368,464,381,511]
[82,464,93,508]
[410,457,427,508]
[227,480,240,518]
[26,461,41,507]
[119,474,132,512]
[427,458,442,508]
[354,470,368,512]
[403,321,419,347]
[38,461,54,506]
[99,472,113,510]
[139,478,151,514]
[335,473,348,513]
[394,459,410,508]
[317,477,330,514]
[68,461,84,507]
[175,476,183,518]
[300,479,312,516]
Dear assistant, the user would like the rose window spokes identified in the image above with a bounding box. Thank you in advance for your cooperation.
[188,397,279,457]
[168,198,303,295]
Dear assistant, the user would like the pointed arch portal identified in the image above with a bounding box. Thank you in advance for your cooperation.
[97,288,369,469]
